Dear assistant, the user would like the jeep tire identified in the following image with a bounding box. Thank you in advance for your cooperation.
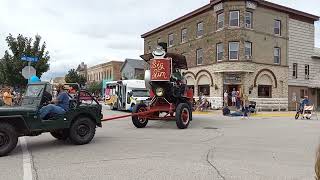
[69,117,96,145]
[50,129,69,140]
[0,123,18,157]
[132,103,148,128]
[176,103,191,129]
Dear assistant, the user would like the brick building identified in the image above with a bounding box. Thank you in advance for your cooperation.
[141,0,319,109]
[87,61,123,84]
[76,62,88,79]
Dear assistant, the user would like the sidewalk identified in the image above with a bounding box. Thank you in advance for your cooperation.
[193,109,319,118]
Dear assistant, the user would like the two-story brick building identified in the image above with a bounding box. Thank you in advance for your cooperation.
[141,0,318,109]
[87,61,123,84]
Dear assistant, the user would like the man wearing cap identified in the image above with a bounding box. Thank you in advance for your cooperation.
[39,84,69,119]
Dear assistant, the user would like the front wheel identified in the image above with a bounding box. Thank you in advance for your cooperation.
[0,123,18,157]
[176,103,191,129]
[69,117,96,145]
[295,112,300,119]
[132,104,148,128]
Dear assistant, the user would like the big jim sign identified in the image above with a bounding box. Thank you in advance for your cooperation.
[150,58,171,81]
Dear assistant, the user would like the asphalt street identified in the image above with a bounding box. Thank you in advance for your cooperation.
[1,106,320,180]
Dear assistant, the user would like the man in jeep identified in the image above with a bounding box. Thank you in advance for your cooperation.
[39,84,69,119]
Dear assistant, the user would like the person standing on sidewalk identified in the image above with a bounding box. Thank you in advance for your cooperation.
[224,90,228,106]
[231,88,236,107]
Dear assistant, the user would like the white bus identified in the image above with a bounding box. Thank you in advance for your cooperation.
[104,80,149,111]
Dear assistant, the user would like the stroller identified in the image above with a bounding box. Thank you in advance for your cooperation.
[248,101,257,114]
[295,104,316,120]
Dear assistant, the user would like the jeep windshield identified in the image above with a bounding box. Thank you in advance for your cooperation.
[132,89,149,97]
[25,85,44,97]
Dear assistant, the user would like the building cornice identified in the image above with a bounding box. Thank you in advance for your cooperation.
[141,0,319,38]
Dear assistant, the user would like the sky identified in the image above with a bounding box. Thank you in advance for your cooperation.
[0,0,319,81]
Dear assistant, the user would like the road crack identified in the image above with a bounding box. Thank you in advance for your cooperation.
[203,129,226,180]
[206,148,225,180]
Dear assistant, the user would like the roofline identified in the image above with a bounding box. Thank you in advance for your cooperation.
[141,0,319,38]
[141,3,214,38]
[258,0,319,21]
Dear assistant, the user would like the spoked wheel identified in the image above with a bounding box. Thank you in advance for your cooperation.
[295,112,300,120]
[0,123,18,157]
[69,117,96,145]
[132,104,148,128]
[176,103,191,129]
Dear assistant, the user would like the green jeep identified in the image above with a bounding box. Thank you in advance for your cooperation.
[0,82,103,156]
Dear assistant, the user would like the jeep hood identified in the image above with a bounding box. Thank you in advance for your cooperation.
[0,106,37,116]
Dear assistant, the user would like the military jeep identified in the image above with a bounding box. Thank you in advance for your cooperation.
[0,82,103,156]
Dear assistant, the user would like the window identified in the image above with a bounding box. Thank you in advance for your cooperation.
[274,47,281,64]
[198,85,210,96]
[197,22,204,37]
[293,63,298,78]
[258,85,272,98]
[229,42,239,60]
[245,41,252,59]
[229,11,239,27]
[245,11,253,28]
[196,48,203,65]
[181,28,187,43]
[216,43,224,61]
[147,41,151,53]
[274,20,281,35]
[305,64,310,79]
[168,33,174,47]
[217,13,224,30]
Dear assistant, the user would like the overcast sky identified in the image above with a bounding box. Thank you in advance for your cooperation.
[0,0,319,80]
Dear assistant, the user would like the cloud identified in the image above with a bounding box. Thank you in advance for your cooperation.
[0,0,319,81]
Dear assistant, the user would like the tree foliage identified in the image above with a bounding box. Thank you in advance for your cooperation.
[0,34,50,87]
[87,81,102,95]
[65,69,86,86]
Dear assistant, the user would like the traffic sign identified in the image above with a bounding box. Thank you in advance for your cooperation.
[21,55,39,62]
[22,66,36,79]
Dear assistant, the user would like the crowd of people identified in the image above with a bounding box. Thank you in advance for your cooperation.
[0,87,22,106]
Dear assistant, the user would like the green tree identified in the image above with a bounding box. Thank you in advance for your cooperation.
[65,69,87,86]
[0,34,50,87]
[87,81,102,95]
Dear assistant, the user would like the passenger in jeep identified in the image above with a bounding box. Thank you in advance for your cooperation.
[39,84,69,119]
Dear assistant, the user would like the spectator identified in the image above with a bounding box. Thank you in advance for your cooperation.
[231,88,237,107]
[3,88,13,106]
[224,90,228,106]
[236,91,241,110]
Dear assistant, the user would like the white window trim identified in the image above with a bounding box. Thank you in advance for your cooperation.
[229,42,239,60]
[216,43,223,61]
[245,11,253,29]
[196,48,204,65]
[244,41,252,59]
[181,28,187,43]
[168,34,174,47]
[197,22,204,38]
[217,12,224,31]
[274,20,281,36]
[229,11,240,27]
[274,47,281,64]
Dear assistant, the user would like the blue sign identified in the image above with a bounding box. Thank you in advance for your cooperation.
[21,55,39,62]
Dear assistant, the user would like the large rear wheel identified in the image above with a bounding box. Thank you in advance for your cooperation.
[0,123,18,157]
[132,104,148,128]
[176,103,191,129]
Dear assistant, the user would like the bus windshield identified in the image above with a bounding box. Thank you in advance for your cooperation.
[132,89,149,97]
